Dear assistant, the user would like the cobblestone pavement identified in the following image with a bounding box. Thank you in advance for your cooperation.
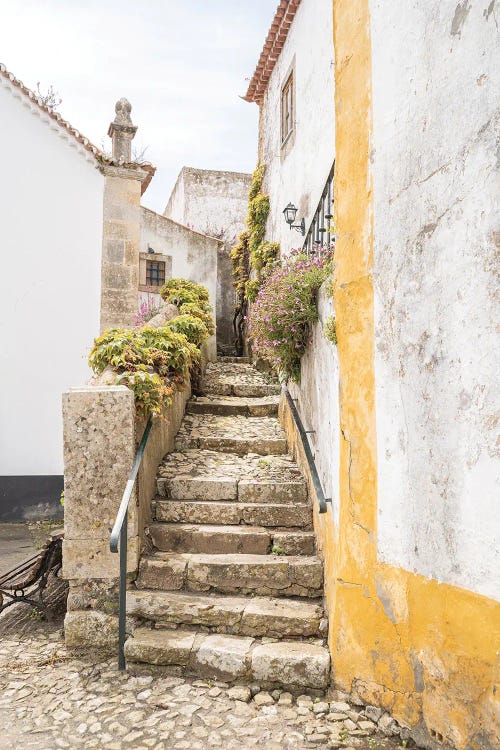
[0,611,404,750]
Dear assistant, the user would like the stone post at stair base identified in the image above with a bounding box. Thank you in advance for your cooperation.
[62,382,190,649]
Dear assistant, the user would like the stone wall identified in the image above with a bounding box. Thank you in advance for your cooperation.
[62,383,190,648]
[140,207,220,360]
[164,167,252,354]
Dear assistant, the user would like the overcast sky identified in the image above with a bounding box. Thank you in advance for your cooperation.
[0,0,274,212]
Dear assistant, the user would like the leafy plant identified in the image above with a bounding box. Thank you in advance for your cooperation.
[116,370,175,416]
[88,325,198,414]
[160,278,209,307]
[248,250,333,382]
[244,279,260,303]
[178,303,215,336]
[167,314,209,347]
[323,315,337,345]
[250,241,280,274]
[271,544,287,556]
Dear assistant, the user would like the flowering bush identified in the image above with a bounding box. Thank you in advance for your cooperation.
[135,298,162,327]
[248,250,333,382]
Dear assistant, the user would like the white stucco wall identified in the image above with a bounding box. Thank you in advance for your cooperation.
[141,207,220,360]
[288,286,340,525]
[371,1,499,599]
[164,167,251,244]
[0,80,104,476]
[259,0,334,254]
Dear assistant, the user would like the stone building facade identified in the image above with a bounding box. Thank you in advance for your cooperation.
[244,2,500,748]
[164,167,252,354]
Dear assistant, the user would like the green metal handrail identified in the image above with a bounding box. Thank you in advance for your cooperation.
[110,416,153,670]
[283,388,330,514]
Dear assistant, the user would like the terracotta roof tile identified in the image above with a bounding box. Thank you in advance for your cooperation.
[0,63,156,193]
[244,0,301,104]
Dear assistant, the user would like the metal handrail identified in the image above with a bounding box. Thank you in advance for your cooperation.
[283,388,330,514]
[110,415,153,670]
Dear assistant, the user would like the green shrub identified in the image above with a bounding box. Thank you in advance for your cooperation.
[178,302,215,336]
[160,277,209,307]
[244,279,261,303]
[167,314,209,347]
[116,370,175,416]
[250,241,280,274]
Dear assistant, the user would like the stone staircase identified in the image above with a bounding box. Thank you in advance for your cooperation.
[124,358,330,692]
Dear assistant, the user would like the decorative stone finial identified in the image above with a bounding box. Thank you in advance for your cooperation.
[114,97,133,125]
[108,97,137,163]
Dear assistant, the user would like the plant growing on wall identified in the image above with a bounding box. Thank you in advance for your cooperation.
[230,165,281,352]
[247,249,333,382]
[89,278,213,415]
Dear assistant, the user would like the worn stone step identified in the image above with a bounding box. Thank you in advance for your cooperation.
[148,523,315,556]
[124,628,330,689]
[175,415,287,457]
[201,362,281,398]
[136,552,323,598]
[127,590,324,637]
[155,500,312,528]
[217,356,251,364]
[186,395,279,417]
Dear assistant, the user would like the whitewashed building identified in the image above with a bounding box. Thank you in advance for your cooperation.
[0,65,106,520]
[244,0,335,254]
[0,65,237,519]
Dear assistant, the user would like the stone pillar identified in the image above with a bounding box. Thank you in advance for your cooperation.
[62,386,138,647]
[100,99,148,331]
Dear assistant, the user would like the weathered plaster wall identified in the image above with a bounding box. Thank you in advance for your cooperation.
[323,2,500,749]
[258,0,334,254]
[140,207,220,360]
[371,0,499,601]
[287,285,340,526]
[164,167,251,245]
[0,78,103,481]
[164,167,251,352]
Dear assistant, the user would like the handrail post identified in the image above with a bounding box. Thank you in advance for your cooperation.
[118,510,127,670]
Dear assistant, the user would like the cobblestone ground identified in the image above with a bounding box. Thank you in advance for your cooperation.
[0,597,404,750]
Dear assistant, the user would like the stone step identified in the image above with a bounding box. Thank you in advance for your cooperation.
[174,414,288,456]
[217,356,251,364]
[155,500,312,528]
[124,628,330,689]
[186,395,279,417]
[136,552,323,598]
[127,590,324,637]
[201,362,281,398]
[148,523,316,556]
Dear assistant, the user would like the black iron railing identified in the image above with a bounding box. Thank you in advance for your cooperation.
[283,388,330,514]
[304,162,335,253]
[110,416,153,670]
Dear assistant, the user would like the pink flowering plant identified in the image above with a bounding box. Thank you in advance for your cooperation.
[135,297,163,327]
[248,248,333,382]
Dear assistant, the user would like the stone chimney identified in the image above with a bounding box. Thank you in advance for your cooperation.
[107,97,137,163]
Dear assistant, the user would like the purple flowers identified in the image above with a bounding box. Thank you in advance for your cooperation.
[247,246,333,382]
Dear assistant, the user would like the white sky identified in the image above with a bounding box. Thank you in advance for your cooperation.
[0,0,274,212]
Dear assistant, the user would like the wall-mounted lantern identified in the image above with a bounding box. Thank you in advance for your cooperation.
[283,202,305,236]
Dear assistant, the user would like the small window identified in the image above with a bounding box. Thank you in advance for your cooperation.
[281,72,294,144]
[146,260,165,286]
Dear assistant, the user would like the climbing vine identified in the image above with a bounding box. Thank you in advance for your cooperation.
[230,165,280,352]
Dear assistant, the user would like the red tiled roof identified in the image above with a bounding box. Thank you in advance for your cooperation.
[244,0,301,104]
[0,63,156,194]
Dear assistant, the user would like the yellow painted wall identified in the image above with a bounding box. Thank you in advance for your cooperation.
[280,2,500,748]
